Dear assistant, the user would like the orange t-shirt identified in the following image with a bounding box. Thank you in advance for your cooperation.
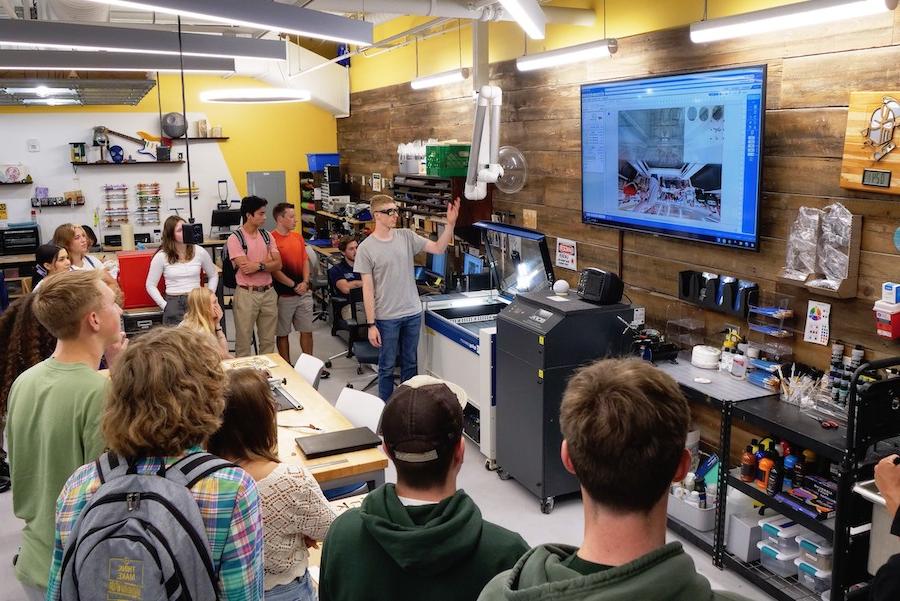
[271,230,307,284]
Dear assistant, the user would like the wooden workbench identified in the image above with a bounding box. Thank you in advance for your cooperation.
[224,354,388,491]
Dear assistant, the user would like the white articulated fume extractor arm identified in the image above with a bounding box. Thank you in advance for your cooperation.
[465,85,503,200]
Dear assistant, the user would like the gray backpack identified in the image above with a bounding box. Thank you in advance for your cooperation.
[57,451,235,601]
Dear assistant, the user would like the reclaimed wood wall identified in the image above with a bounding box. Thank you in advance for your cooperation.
[338,13,900,370]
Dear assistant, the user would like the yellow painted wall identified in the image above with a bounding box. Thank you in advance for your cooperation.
[350,0,809,92]
[0,74,338,205]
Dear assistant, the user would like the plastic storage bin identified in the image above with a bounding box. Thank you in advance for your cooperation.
[795,558,832,593]
[796,533,833,571]
[307,153,340,172]
[756,542,800,577]
[727,513,762,563]
[425,144,470,177]
[759,515,808,554]
[666,493,716,532]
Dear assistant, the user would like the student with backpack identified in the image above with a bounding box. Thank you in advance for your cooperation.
[46,327,265,601]
[225,196,282,357]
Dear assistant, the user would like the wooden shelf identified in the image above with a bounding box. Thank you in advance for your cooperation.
[171,137,229,142]
[316,210,372,226]
[0,181,32,186]
[71,161,185,167]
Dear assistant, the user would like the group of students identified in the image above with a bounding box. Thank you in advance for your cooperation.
[3,196,900,601]
[14,269,900,600]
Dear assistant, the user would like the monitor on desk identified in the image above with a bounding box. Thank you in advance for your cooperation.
[463,252,484,275]
[426,252,446,280]
[413,265,427,282]
[212,209,242,227]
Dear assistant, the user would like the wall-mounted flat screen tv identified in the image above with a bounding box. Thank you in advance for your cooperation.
[581,65,765,250]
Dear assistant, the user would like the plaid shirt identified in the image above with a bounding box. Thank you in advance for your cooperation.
[46,446,264,600]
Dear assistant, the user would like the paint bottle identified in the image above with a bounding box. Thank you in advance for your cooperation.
[695,478,708,509]
[757,445,776,491]
[802,449,818,477]
[740,446,757,482]
[850,345,864,370]
[766,453,785,495]
[783,453,800,490]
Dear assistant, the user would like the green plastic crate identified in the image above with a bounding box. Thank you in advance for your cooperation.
[426,144,471,177]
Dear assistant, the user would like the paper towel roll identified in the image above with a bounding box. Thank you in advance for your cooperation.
[120,223,135,251]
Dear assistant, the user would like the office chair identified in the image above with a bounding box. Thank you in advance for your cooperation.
[323,272,354,369]
[307,249,330,324]
[346,286,380,392]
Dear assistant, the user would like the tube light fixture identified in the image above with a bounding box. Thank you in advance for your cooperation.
[0,20,286,61]
[3,86,78,96]
[21,98,83,106]
[497,0,547,39]
[516,39,618,72]
[199,88,311,104]
[80,0,374,46]
[690,0,891,43]
[410,68,470,90]
[0,50,234,72]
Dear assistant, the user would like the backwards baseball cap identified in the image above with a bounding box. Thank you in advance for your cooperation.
[378,375,467,464]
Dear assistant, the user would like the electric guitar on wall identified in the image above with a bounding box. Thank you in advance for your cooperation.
[97,126,162,159]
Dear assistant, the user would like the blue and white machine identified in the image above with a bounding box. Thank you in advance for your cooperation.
[418,221,555,468]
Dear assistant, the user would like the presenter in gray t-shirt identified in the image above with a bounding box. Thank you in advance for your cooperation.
[355,194,459,400]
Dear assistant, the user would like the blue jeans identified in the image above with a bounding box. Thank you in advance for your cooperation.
[265,572,315,601]
[375,312,422,401]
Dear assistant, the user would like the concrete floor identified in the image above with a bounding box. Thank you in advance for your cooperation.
[0,319,769,601]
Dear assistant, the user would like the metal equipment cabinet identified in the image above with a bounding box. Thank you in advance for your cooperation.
[494,291,636,514]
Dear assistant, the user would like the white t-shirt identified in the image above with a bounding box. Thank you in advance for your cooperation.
[145,246,219,309]
[70,255,100,271]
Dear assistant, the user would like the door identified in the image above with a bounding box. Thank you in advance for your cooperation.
[247,171,286,231]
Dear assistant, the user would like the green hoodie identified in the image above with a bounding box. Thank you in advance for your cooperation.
[319,484,529,601]
[477,543,753,601]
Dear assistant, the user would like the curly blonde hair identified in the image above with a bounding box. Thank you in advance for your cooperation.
[102,327,226,457]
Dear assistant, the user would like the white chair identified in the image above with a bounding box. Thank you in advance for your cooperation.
[324,387,384,501]
[335,387,384,432]
[294,353,325,390]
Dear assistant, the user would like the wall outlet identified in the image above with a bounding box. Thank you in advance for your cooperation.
[27,138,40,152]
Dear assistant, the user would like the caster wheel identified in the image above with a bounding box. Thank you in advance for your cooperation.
[325,361,332,368]
[484,459,499,471]
[540,497,555,514]
[496,469,511,481]
[347,384,354,389]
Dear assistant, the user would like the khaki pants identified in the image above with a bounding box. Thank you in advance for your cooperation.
[233,286,278,357]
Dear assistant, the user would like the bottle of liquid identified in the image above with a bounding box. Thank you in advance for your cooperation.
[754,438,772,477]
[757,448,775,491]
[766,454,784,495]
[783,453,800,490]
[781,440,793,459]
[750,439,760,455]
[740,446,757,482]
[695,477,707,509]
[802,449,817,477]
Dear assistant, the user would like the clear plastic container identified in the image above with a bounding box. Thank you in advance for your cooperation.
[756,541,800,577]
[759,515,808,554]
[796,533,834,571]
[795,558,832,593]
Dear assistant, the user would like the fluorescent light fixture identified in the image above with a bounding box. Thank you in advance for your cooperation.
[690,0,890,43]
[497,0,547,39]
[516,39,618,72]
[199,87,311,103]
[80,0,373,46]
[0,50,234,72]
[3,86,77,96]
[0,19,286,61]
[22,98,83,106]
[410,68,470,90]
